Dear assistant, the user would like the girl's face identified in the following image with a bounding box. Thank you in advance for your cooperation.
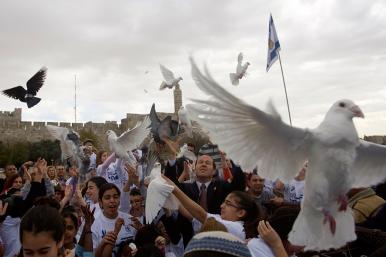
[101,152,108,163]
[99,188,120,219]
[63,217,77,248]
[86,181,99,203]
[12,176,23,189]
[220,194,246,221]
[22,231,63,257]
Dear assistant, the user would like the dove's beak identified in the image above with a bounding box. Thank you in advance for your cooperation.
[351,105,364,118]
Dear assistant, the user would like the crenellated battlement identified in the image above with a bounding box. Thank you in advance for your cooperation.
[0,86,183,148]
[0,108,173,149]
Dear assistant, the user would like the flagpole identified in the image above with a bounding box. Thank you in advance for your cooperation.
[278,53,292,126]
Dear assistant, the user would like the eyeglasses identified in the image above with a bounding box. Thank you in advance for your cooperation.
[223,200,240,209]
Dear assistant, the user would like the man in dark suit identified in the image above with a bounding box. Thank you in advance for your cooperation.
[164,152,246,245]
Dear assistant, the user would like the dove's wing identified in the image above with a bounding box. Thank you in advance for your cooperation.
[350,139,386,187]
[26,67,47,95]
[186,58,310,181]
[46,125,69,141]
[149,103,161,134]
[237,52,243,63]
[145,151,159,177]
[236,53,244,74]
[160,64,175,82]
[117,116,151,151]
[46,125,74,159]
[2,86,26,100]
[145,177,175,224]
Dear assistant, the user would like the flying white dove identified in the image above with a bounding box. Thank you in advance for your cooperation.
[45,125,90,177]
[159,64,183,90]
[229,52,250,86]
[186,57,386,251]
[106,116,150,166]
[178,106,193,138]
[145,152,179,224]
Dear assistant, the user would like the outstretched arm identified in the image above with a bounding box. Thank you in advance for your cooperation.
[164,175,207,224]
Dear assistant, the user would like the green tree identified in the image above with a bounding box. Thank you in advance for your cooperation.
[8,141,30,167]
[29,140,61,164]
[0,140,61,167]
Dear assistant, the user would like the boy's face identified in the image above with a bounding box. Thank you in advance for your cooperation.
[129,195,143,210]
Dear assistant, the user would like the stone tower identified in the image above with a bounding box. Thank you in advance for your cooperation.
[173,84,182,113]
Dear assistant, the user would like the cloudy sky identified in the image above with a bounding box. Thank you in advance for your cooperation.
[0,0,385,137]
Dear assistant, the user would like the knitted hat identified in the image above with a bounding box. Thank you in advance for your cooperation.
[184,231,252,257]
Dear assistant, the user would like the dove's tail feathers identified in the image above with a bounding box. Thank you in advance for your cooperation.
[229,73,239,86]
[288,206,356,251]
[159,82,167,90]
[26,96,41,108]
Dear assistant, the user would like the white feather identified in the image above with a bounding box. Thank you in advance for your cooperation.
[229,52,250,86]
[186,57,386,251]
[46,125,77,160]
[145,162,179,224]
[178,106,193,138]
[106,116,150,165]
[159,64,182,90]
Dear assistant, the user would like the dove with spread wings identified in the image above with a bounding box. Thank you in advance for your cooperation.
[106,116,150,167]
[186,57,386,251]
[2,67,47,108]
[159,64,183,90]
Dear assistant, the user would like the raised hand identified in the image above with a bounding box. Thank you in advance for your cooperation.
[81,205,95,228]
[102,231,117,246]
[257,221,282,249]
[114,218,124,235]
[130,217,144,231]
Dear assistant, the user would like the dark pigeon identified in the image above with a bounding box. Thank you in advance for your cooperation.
[148,103,179,144]
[2,67,47,108]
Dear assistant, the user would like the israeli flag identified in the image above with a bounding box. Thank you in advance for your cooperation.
[266,14,281,72]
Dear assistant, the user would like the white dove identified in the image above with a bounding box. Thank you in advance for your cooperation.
[177,143,197,163]
[178,106,193,138]
[106,116,150,166]
[186,57,386,251]
[229,52,250,86]
[145,153,179,224]
[159,64,183,90]
[45,125,90,177]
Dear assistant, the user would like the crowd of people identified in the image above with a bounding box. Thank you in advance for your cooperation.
[0,138,385,257]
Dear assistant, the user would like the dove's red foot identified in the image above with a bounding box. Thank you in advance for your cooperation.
[337,195,348,211]
[323,210,336,235]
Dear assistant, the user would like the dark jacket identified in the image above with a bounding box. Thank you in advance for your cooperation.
[163,159,246,245]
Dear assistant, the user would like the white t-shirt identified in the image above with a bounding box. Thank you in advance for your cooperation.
[289,179,305,203]
[104,160,131,212]
[247,237,275,257]
[88,201,101,216]
[196,213,245,240]
[92,211,136,257]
